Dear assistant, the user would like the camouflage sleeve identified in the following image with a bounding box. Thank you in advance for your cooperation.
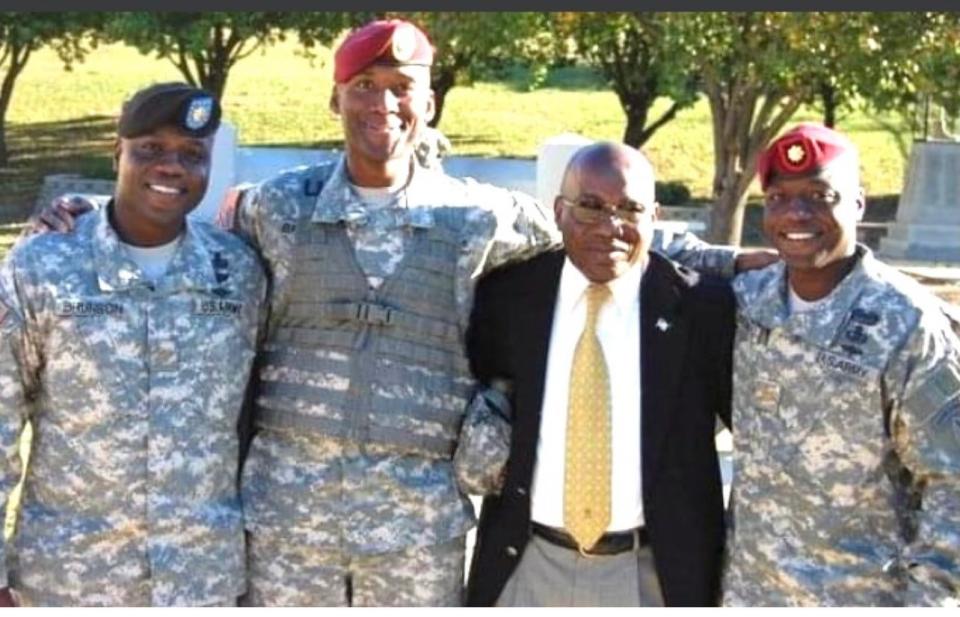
[465,186,560,280]
[0,257,41,588]
[652,228,739,279]
[888,317,960,606]
[455,187,559,328]
[214,182,260,247]
[453,384,512,497]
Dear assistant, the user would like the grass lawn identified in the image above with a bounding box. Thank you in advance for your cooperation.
[3,39,913,224]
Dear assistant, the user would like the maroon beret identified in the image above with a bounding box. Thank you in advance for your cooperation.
[334,19,433,84]
[757,123,857,190]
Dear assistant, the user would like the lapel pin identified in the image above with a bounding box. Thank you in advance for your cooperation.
[656,317,671,332]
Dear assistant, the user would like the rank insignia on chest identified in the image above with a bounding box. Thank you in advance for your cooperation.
[753,379,781,410]
[212,251,230,284]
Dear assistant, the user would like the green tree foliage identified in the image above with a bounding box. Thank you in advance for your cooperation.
[554,12,697,148]
[0,13,100,166]
[393,12,555,128]
[668,12,925,245]
[106,12,357,101]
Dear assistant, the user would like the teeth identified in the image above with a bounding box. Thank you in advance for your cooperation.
[149,184,181,195]
[785,232,815,240]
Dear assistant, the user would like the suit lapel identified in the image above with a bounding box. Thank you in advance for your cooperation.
[513,251,565,465]
[640,254,687,492]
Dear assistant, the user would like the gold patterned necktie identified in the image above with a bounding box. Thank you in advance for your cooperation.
[564,282,613,551]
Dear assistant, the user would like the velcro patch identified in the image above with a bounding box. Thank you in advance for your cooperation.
[56,299,123,317]
[194,298,242,316]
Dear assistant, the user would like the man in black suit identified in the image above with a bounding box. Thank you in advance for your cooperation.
[464,142,735,606]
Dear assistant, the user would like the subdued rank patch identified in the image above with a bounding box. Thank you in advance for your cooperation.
[55,299,124,317]
[185,96,214,130]
[816,350,870,380]
[753,379,781,410]
[195,298,243,316]
[212,251,230,284]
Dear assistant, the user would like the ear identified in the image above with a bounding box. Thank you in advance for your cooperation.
[423,88,436,125]
[113,138,122,171]
[854,187,866,223]
[553,195,564,225]
[329,86,341,115]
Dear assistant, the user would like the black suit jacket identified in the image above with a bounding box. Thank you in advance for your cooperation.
[464,249,735,607]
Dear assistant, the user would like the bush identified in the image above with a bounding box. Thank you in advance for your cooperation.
[655,180,692,205]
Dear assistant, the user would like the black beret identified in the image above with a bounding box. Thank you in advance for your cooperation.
[118,82,221,139]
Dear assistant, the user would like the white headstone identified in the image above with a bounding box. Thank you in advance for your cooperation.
[536,133,594,208]
[880,141,960,262]
[190,121,237,224]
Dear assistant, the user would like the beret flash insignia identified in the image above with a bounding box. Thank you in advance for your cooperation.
[391,24,417,62]
[185,96,214,131]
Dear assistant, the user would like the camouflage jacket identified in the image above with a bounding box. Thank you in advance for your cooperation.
[724,245,960,606]
[0,206,266,605]
[224,155,739,554]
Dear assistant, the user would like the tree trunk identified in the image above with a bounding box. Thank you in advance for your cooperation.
[622,101,651,148]
[429,67,456,128]
[0,43,30,167]
[202,61,228,101]
[820,81,837,128]
[709,175,750,244]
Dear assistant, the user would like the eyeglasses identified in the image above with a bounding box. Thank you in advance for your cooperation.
[763,188,842,211]
[560,196,649,224]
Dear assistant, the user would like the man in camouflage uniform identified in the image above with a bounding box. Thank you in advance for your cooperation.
[216,19,750,607]
[37,19,760,606]
[724,123,960,606]
[0,83,266,606]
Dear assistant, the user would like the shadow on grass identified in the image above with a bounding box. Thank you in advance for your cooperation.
[1,115,116,219]
[490,64,607,94]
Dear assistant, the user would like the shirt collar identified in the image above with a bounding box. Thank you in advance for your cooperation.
[310,154,435,229]
[559,254,646,315]
[735,244,874,348]
[92,202,221,294]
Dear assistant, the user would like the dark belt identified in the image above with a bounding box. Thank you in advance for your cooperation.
[531,522,649,556]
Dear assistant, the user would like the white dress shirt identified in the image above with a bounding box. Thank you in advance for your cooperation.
[530,257,645,532]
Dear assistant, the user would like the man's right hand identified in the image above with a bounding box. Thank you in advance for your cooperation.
[30,194,97,234]
[0,586,17,607]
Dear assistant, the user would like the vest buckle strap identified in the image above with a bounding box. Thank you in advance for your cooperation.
[356,302,394,326]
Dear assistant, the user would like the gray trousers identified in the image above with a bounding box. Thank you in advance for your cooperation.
[496,534,665,607]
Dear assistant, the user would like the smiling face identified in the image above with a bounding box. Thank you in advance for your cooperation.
[555,144,658,283]
[331,64,434,187]
[112,126,212,246]
[762,156,865,294]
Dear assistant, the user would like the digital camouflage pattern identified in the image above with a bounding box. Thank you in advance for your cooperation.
[244,534,464,606]
[454,384,512,496]
[0,206,266,606]
[226,155,559,604]
[223,154,739,605]
[725,245,960,607]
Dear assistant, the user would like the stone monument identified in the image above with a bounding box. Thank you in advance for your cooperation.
[880,139,960,263]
